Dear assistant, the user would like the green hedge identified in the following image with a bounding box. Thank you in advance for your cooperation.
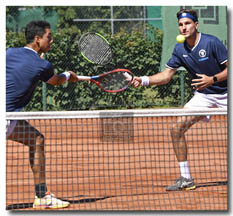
[6,28,193,111]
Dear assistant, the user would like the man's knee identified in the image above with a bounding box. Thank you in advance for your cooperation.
[36,133,45,146]
[36,134,44,143]
[170,124,184,139]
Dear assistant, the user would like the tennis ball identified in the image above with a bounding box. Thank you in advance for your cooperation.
[176,34,185,43]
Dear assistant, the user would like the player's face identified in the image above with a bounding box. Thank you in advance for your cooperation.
[38,28,53,53]
[178,18,198,39]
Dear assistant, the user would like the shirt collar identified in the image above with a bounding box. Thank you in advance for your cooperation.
[24,46,38,54]
[186,33,202,51]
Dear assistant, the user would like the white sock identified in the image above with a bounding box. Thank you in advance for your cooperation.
[179,161,191,179]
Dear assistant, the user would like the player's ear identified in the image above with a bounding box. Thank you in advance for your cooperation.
[34,35,42,47]
[194,21,199,30]
[34,35,41,43]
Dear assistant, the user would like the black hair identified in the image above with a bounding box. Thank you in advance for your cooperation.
[25,20,51,44]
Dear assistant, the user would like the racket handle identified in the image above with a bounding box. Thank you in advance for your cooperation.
[123,72,132,81]
[77,75,91,81]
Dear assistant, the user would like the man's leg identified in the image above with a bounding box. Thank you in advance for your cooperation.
[7,120,47,197]
[7,120,70,209]
[167,115,203,191]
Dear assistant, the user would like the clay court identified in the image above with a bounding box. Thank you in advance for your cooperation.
[6,113,227,211]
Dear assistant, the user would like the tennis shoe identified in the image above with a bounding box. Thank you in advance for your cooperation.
[166,176,196,191]
[33,192,70,209]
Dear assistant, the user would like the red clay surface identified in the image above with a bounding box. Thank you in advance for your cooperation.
[6,115,227,211]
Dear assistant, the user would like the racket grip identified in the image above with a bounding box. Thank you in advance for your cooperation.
[77,75,91,81]
[123,72,132,81]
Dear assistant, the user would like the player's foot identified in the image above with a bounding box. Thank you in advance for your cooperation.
[166,176,196,191]
[33,192,70,209]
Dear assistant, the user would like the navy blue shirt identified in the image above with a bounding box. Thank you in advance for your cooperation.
[6,47,54,111]
[166,33,227,94]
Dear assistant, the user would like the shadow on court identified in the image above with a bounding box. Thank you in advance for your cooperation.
[196,181,227,189]
[6,196,113,210]
[6,181,227,210]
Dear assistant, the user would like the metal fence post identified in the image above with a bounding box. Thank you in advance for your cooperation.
[42,83,47,111]
[41,52,47,111]
[110,6,114,35]
[180,70,185,106]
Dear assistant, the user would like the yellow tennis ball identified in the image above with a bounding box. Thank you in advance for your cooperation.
[176,34,185,43]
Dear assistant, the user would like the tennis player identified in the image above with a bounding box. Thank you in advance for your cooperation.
[132,9,227,191]
[6,21,79,209]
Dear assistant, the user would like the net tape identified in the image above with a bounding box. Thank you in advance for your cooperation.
[6,108,227,120]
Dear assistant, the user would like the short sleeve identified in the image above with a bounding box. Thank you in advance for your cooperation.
[39,61,54,82]
[211,37,227,64]
[166,47,183,69]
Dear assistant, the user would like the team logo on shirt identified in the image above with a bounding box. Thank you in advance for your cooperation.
[199,49,206,57]
[198,49,209,62]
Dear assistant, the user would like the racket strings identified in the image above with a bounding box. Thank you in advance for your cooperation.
[100,71,132,91]
[79,34,112,65]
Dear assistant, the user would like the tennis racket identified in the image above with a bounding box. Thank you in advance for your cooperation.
[77,69,133,93]
[78,32,112,65]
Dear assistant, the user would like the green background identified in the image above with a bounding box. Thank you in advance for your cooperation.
[161,6,227,70]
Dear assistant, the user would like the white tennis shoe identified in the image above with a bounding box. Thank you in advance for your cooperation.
[33,192,70,209]
[166,176,196,191]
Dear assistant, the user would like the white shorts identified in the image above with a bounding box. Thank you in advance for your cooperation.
[184,91,227,122]
[6,108,23,138]
[6,120,18,139]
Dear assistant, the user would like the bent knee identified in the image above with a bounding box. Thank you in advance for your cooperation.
[35,134,45,146]
[170,124,185,138]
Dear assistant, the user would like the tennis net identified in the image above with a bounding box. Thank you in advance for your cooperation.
[6,108,228,211]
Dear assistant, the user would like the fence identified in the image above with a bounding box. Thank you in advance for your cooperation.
[6,6,195,111]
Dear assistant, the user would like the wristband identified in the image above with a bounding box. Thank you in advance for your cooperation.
[141,76,150,86]
[61,72,71,81]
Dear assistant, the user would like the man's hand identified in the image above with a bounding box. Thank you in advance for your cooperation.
[191,74,214,91]
[131,77,142,88]
[67,71,79,83]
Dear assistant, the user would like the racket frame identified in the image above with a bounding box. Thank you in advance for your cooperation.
[77,69,133,93]
[78,32,112,65]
